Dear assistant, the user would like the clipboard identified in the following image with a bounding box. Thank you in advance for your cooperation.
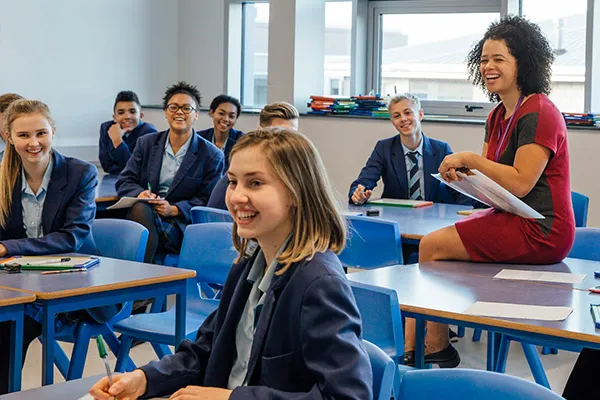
[0,256,99,271]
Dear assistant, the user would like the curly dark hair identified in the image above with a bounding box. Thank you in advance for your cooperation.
[466,15,555,102]
[209,94,242,117]
[162,81,202,110]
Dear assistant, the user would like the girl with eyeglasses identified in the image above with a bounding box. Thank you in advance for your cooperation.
[116,81,225,263]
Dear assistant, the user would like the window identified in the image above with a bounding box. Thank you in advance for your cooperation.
[324,1,352,97]
[241,2,269,107]
[369,1,502,117]
[522,0,587,112]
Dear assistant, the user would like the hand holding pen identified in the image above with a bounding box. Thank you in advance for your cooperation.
[351,184,373,205]
[137,182,158,199]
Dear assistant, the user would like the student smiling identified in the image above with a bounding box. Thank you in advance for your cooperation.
[198,95,244,170]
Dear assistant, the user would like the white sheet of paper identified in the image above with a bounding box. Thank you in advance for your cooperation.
[78,395,166,400]
[494,269,586,284]
[464,301,573,321]
[106,197,153,210]
[343,211,363,216]
[431,170,544,219]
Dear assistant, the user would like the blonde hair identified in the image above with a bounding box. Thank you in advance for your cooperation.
[229,127,345,275]
[388,93,422,112]
[0,100,56,228]
[0,93,24,113]
[259,102,299,128]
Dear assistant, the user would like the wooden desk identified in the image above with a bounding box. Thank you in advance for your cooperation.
[0,375,100,399]
[0,289,36,393]
[346,203,473,243]
[347,263,600,369]
[0,257,195,386]
[95,174,118,210]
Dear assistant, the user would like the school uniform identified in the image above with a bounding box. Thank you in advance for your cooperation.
[0,150,99,394]
[98,120,158,175]
[197,127,244,170]
[116,130,225,255]
[207,174,229,211]
[140,249,373,400]
[349,134,470,205]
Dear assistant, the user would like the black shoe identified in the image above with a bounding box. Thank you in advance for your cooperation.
[403,344,461,368]
[117,333,146,348]
[449,328,459,343]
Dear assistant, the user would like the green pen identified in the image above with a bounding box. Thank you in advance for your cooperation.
[147,182,152,193]
[96,335,115,396]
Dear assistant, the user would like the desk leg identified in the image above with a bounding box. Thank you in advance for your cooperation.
[41,303,55,386]
[8,310,23,392]
[486,331,496,371]
[414,318,426,369]
[174,280,187,348]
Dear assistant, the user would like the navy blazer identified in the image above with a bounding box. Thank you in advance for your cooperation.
[0,151,97,255]
[349,134,470,205]
[140,250,373,400]
[98,121,158,175]
[207,174,228,210]
[197,127,244,170]
[116,130,225,232]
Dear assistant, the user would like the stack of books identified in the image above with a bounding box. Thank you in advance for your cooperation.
[307,96,357,115]
[349,95,390,118]
[562,112,600,127]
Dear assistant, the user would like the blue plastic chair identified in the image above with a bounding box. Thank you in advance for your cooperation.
[397,369,563,400]
[572,191,589,228]
[349,281,412,398]
[114,222,238,371]
[191,205,233,224]
[339,215,403,269]
[51,219,148,380]
[363,340,396,400]
[568,227,600,261]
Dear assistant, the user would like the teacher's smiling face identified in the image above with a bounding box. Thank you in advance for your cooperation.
[479,39,518,97]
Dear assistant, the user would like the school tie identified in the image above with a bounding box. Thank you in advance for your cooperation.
[406,151,423,201]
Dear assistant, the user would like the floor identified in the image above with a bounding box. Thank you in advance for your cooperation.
[19,328,578,396]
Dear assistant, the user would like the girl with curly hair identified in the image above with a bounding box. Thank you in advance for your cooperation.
[402,15,575,368]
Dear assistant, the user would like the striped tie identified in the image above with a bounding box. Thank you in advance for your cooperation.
[407,151,423,200]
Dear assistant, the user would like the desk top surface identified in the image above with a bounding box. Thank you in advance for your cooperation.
[0,257,195,299]
[0,289,35,308]
[348,262,600,344]
[0,375,101,399]
[95,173,118,202]
[345,203,472,240]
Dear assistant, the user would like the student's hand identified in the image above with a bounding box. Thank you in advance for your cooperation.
[137,190,158,199]
[149,198,180,217]
[89,369,147,400]
[351,184,372,205]
[439,152,473,182]
[108,122,125,148]
[169,386,232,400]
[0,244,7,257]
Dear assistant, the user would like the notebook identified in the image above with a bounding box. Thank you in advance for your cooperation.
[368,198,434,208]
[0,256,99,271]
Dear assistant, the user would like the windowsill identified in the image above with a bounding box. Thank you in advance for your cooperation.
[142,105,600,131]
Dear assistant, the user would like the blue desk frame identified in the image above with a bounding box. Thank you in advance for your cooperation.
[39,279,187,386]
[1,303,25,392]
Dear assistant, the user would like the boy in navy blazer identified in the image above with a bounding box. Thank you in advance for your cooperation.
[349,93,469,205]
[98,91,157,175]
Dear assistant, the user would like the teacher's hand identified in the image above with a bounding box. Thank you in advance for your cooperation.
[439,152,474,182]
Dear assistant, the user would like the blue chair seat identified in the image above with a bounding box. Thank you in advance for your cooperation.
[115,299,218,343]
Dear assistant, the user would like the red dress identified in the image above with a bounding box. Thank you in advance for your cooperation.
[455,94,575,264]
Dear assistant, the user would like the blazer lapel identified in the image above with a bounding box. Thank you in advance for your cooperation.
[4,174,26,239]
[390,136,409,198]
[42,151,67,235]
[421,135,437,201]
[147,132,167,191]
[166,131,199,198]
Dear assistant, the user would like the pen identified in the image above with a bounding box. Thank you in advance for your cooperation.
[25,257,71,266]
[96,335,116,397]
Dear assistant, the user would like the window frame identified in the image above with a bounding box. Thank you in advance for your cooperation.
[367,0,503,118]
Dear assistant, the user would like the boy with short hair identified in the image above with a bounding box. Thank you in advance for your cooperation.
[98,90,157,174]
[0,93,24,161]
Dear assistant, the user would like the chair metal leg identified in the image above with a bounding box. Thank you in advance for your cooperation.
[457,326,465,338]
[472,328,483,342]
[521,342,551,389]
[67,335,90,380]
[115,335,134,373]
[52,341,70,379]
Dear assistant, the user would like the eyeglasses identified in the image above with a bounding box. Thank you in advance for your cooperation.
[166,104,196,114]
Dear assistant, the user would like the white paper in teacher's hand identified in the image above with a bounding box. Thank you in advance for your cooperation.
[464,301,573,321]
[494,269,586,284]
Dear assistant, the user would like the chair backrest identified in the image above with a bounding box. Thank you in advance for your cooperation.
[339,215,403,269]
[83,219,149,262]
[190,206,233,224]
[572,191,589,228]
[397,369,564,400]
[363,340,395,400]
[568,227,600,261]
[178,223,238,285]
[350,281,404,362]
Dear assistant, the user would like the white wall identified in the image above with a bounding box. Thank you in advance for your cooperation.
[0,0,178,153]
